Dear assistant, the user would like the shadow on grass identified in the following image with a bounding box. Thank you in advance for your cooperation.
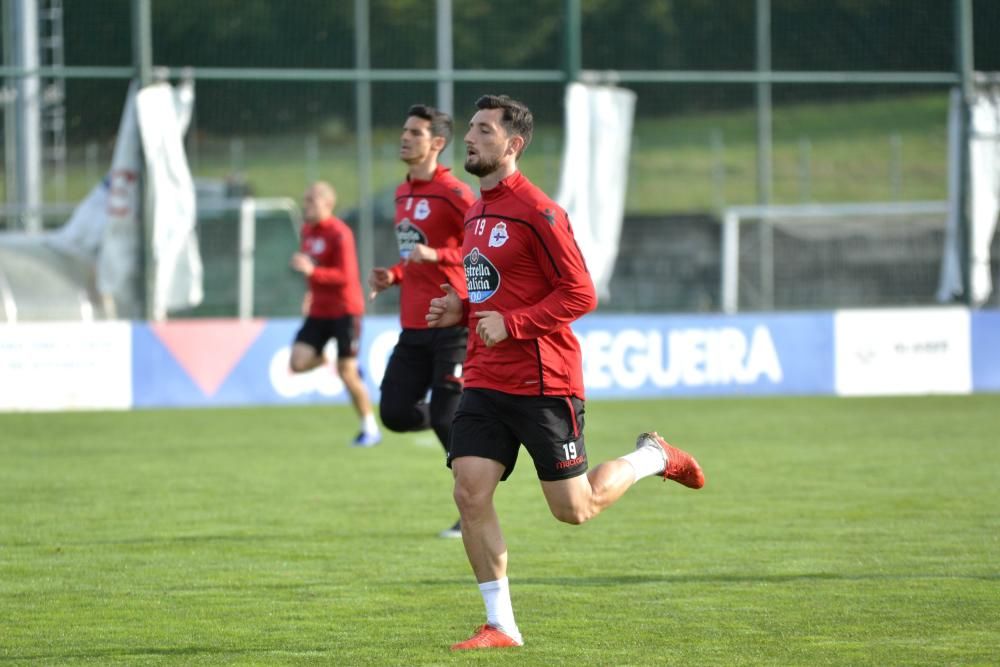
[419,572,1000,587]
[0,646,329,662]
[4,532,348,548]
[6,528,452,549]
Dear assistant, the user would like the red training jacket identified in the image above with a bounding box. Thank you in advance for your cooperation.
[390,165,476,329]
[299,215,365,318]
[459,171,597,398]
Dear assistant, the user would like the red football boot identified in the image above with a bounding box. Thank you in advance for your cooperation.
[450,624,523,651]
[637,431,705,489]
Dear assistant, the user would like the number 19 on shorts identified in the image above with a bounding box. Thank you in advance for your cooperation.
[562,441,578,460]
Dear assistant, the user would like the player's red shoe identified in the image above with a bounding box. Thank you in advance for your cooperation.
[637,431,705,489]
[450,624,523,651]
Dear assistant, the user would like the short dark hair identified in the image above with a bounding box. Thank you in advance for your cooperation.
[407,104,454,148]
[474,94,533,158]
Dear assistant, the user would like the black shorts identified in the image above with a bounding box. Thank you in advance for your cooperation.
[379,327,467,395]
[448,388,587,482]
[294,315,361,359]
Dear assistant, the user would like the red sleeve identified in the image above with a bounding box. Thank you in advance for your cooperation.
[504,208,597,340]
[436,246,463,266]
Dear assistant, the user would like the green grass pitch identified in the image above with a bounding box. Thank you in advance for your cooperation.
[2,395,998,665]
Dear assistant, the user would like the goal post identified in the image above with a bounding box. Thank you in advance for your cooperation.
[720,201,950,313]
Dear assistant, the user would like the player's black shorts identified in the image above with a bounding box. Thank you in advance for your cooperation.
[379,326,468,395]
[294,315,361,359]
[448,387,587,482]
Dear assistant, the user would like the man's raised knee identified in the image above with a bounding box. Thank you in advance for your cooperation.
[548,502,594,525]
[379,404,419,433]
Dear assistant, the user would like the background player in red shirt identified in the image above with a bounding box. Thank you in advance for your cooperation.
[290,181,381,447]
[368,104,476,538]
[427,95,706,650]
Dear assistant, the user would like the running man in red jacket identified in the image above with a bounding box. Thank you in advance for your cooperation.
[290,181,381,447]
[427,95,706,651]
[368,104,476,538]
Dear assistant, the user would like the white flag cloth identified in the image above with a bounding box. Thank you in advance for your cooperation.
[97,82,145,314]
[938,79,1000,306]
[45,79,201,319]
[555,83,636,301]
[136,81,202,319]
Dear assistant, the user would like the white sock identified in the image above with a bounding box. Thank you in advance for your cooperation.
[478,577,522,643]
[619,440,667,484]
[362,413,379,435]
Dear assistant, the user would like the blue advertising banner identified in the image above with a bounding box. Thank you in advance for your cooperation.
[132,312,835,408]
[574,312,835,399]
[971,310,1000,392]
[131,317,401,407]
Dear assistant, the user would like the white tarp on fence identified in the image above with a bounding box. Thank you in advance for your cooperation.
[46,79,201,319]
[136,82,202,320]
[938,78,1000,305]
[556,82,636,301]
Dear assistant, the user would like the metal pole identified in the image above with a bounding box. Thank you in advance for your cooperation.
[132,0,155,319]
[721,211,740,314]
[755,0,773,310]
[564,0,581,83]
[12,0,42,233]
[238,198,256,320]
[435,0,454,165]
[354,0,375,311]
[3,0,18,223]
[954,0,974,306]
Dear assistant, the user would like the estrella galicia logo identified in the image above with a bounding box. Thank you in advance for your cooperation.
[464,247,500,303]
[396,219,427,259]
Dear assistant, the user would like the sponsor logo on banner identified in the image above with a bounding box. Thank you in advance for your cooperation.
[834,308,971,396]
[578,325,783,391]
[0,322,132,411]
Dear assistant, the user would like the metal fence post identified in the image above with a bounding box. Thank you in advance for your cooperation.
[755,0,774,310]
[132,0,154,319]
[354,0,375,313]
[955,0,974,306]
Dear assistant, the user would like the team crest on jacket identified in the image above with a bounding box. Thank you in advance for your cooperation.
[306,238,326,255]
[488,222,509,248]
[414,198,431,220]
[396,218,427,259]
[464,247,500,303]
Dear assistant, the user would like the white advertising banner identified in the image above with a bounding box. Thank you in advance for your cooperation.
[0,322,132,411]
[834,308,971,396]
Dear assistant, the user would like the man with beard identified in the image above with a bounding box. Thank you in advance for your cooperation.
[427,94,706,650]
